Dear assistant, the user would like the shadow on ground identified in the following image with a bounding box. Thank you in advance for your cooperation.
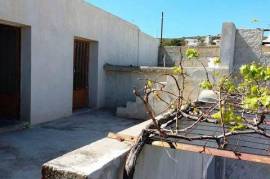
[0,109,141,179]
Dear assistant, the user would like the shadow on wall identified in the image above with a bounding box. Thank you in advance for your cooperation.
[158,46,175,67]
[214,157,270,179]
[233,29,262,71]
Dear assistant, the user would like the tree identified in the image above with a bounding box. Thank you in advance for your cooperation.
[123,48,270,179]
[162,38,185,46]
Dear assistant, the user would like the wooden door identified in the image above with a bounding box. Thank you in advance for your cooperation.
[0,24,21,119]
[73,39,90,110]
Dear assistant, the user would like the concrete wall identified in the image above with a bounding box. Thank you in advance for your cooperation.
[104,65,228,109]
[42,113,270,179]
[134,145,214,179]
[158,46,220,67]
[220,22,264,71]
[104,65,168,108]
[41,113,216,179]
[233,29,263,69]
[214,157,270,179]
[0,0,159,124]
[139,32,160,66]
[220,23,236,71]
[262,46,270,64]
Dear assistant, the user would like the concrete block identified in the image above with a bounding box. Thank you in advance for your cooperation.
[220,22,236,72]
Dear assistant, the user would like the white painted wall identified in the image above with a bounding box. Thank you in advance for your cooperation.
[0,0,160,124]
[139,32,159,66]
[134,145,214,179]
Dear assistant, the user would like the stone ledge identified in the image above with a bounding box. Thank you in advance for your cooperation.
[104,64,229,73]
[104,63,175,73]
[42,118,152,179]
[42,138,130,179]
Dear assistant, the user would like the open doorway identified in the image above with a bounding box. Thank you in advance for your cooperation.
[72,37,99,111]
[0,24,21,125]
[73,39,90,110]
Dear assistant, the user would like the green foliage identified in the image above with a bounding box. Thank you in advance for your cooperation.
[173,66,183,75]
[240,63,270,81]
[162,38,185,46]
[147,80,153,88]
[208,62,269,131]
[185,48,199,59]
[199,80,213,90]
[212,107,245,132]
[230,123,247,132]
[219,77,236,93]
[243,97,259,110]
[212,57,221,65]
[171,39,185,46]
[238,63,270,111]
[261,95,270,107]
[212,71,221,78]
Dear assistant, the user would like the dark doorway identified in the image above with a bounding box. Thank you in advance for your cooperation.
[0,24,21,120]
[73,39,90,110]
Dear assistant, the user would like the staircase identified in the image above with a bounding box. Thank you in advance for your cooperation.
[116,81,174,120]
[116,97,148,120]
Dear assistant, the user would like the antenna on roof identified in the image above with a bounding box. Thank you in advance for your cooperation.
[160,11,164,46]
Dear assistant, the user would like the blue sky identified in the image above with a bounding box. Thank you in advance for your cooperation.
[86,0,270,38]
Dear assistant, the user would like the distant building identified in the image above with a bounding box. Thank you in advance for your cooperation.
[263,36,270,47]
[204,35,212,46]
[185,38,199,47]
[213,39,221,46]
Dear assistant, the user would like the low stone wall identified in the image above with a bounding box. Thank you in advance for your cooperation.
[42,113,270,179]
[104,64,170,109]
[134,145,214,179]
[41,114,153,179]
[104,64,228,109]
[262,46,270,64]
[233,29,263,70]
[158,46,220,67]
[41,112,215,179]
[262,46,270,53]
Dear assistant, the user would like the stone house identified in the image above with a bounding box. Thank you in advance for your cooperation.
[0,0,159,125]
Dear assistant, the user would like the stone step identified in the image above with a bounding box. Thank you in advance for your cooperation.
[116,99,148,120]
[116,80,171,120]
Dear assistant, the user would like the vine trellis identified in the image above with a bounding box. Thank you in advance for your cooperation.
[123,48,270,179]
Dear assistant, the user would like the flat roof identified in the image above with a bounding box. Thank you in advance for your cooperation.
[109,106,270,165]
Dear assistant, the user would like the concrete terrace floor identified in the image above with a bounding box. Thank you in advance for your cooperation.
[0,109,141,179]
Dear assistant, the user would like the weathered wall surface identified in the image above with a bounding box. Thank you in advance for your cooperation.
[220,23,236,71]
[134,145,214,179]
[134,145,270,179]
[214,157,270,179]
[104,65,168,108]
[233,29,263,69]
[42,114,270,179]
[139,32,160,66]
[220,23,265,71]
[158,46,220,67]
[262,46,270,64]
[0,0,159,124]
[104,65,228,109]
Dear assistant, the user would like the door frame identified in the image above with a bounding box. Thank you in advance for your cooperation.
[72,38,90,110]
[72,37,99,111]
[0,21,31,123]
[0,23,21,119]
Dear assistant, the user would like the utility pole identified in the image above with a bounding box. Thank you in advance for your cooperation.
[160,11,164,46]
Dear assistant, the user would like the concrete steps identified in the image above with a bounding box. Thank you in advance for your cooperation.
[116,97,148,120]
[116,81,172,120]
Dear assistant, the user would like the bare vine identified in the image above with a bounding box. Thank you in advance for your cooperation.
[123,48,270,179]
